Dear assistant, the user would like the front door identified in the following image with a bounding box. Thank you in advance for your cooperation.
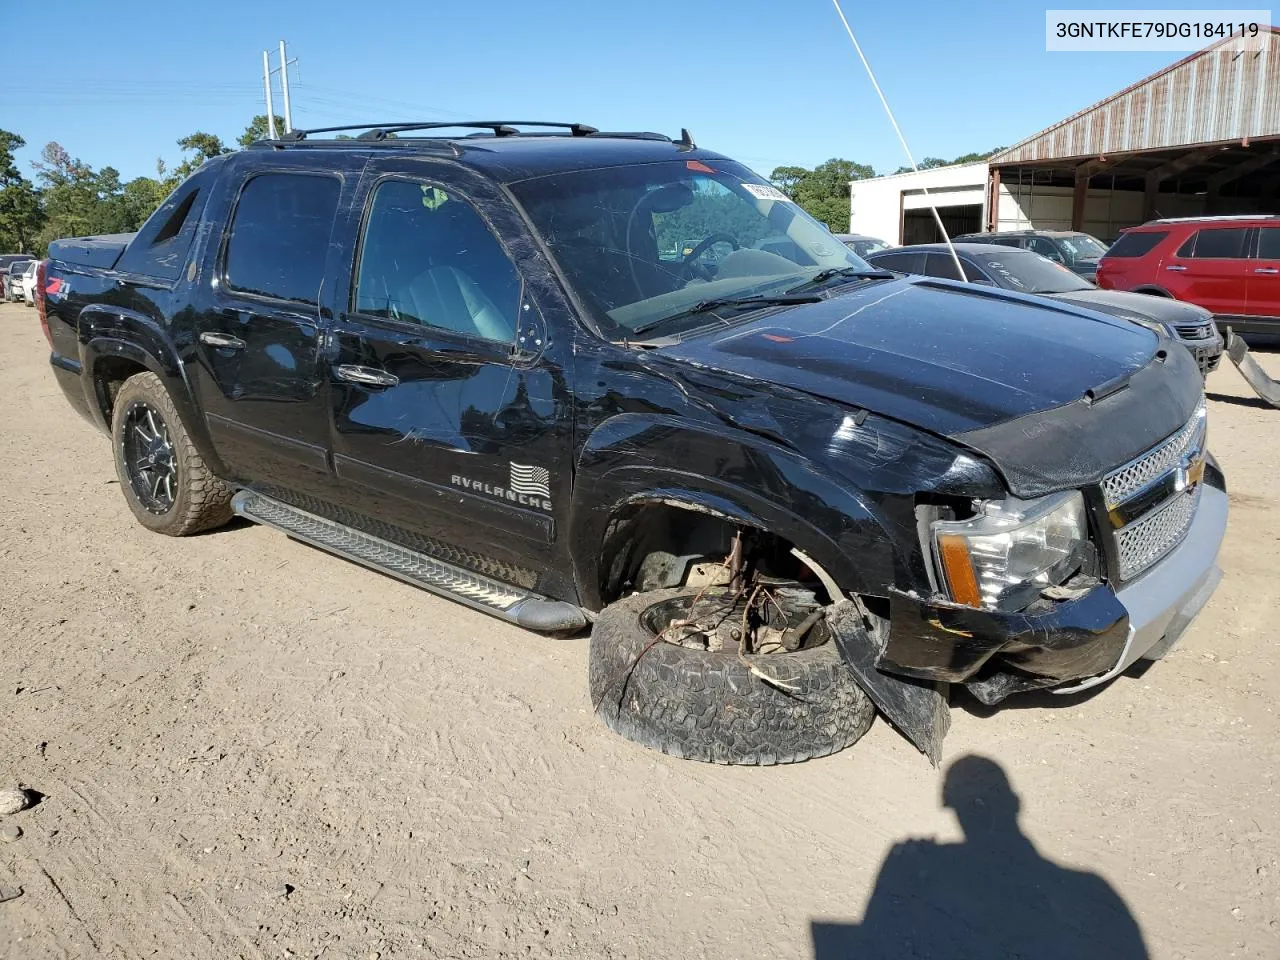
[324,163,576,600]
[1247,225,1280,324]
[190,162,350,495]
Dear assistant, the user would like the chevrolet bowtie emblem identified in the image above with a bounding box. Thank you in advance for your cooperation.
[1176,453,1206,494]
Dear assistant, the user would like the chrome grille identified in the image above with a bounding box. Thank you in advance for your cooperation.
[1174,323,1213,340]
[1101,402,1206,508]
[1115,486,1201,579]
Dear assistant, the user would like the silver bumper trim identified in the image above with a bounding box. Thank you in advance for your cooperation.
[1052,482,1227,694]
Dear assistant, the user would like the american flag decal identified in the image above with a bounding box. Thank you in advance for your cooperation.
[509,463,551,499]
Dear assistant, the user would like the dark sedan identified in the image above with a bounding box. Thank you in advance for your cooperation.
[866,242,1223,376]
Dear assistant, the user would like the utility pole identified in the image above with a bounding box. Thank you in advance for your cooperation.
[278,40,293,135]
[262,50,277,139]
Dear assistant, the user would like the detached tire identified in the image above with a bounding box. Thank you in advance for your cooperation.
[589,588,875,764]
[111,372,234,536]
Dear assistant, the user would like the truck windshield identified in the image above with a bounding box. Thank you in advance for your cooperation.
[510,160,871,337]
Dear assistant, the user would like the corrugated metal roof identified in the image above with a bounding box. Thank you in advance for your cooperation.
[991,28,1280,164]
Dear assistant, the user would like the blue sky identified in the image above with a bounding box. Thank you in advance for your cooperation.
[3,0,1192,184]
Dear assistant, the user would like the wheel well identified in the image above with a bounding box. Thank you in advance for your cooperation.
[598,502,840,607]
[1133,286,1173,298]
[94,357,149,425]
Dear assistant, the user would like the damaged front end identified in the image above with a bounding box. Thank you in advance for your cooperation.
[870,453,1228,712]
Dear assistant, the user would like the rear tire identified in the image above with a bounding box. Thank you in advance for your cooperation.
[111,372,234,536]
[589,588,875,764]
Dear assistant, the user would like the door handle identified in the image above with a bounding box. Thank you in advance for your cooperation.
[1165,265,1187,272]
[336,364,400,388]
[199,331,246,349]
[1255,267,1279,274]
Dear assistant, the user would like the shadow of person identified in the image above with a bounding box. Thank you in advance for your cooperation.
[811,755,1148,959]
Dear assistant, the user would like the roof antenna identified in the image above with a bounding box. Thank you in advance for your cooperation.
[675,128,696,151]
[829,0,966,282]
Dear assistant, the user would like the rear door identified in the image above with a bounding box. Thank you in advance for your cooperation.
[189,155,357,495]
[1247,224,1280,323]
[1161,226,1251,316]
[323,158,577,598]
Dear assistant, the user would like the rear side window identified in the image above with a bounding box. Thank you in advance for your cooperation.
[1105,231,1167,258]
[1257,227,1280,260]
[923,253,987,281]
[1182,228,1249,259]
[869,251,923,273]
[224,172,341,303]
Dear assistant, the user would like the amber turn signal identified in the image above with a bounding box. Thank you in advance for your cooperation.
[936,534,983,608]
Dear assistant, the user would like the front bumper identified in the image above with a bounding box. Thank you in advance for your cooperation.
[877,465,1227,704]
[1177,331,1224,376]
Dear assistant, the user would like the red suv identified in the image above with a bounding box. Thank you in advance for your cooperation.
[1097,216,1280,333]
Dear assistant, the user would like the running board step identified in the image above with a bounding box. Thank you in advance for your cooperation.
[232,490,587,633]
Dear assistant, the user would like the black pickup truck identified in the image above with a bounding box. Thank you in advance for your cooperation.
[41,121,1227,765]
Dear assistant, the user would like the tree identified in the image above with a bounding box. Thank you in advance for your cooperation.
[893,147,1005,175]
[173,131,231,181]
[769,158,877,231]
[0,130,45,253]
[238,115,287,147]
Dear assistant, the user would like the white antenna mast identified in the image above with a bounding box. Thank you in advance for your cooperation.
[829,0,966,281]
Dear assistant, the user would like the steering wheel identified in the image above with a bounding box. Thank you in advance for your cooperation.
[682,234,740,275]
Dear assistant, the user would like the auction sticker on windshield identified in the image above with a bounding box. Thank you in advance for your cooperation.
[741,183,793,203]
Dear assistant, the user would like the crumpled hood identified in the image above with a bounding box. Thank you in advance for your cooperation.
[656,276,1159,437]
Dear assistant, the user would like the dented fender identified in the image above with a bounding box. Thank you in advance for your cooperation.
[570,412,905,610]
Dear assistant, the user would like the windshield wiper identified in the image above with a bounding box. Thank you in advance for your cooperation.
[785,267,895,293]
[629,294,821,336]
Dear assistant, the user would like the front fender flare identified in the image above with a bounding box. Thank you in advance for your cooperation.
[570,414,907,610]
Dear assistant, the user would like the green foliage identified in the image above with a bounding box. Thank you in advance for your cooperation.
[238,115,288,148]
[0,130,45,253]
[173,131,231,181]
[893,147,1004,175]
[769,158,876,231]
[652,182,773,256]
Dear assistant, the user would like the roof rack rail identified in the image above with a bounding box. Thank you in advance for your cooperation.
[279,120,600,142]
[1148,214,1280,224]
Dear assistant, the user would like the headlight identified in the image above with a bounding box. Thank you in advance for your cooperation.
[931,491,1089,611]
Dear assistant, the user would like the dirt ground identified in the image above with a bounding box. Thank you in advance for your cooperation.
[0,299,1277,960]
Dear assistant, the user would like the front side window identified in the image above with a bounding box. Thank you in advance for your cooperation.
[1026,237,1064,261]
[224,172,341,303]
[1058,233,1108,261]
[353,179,520,344]
[1184,228,1249,259]
[510,160,871,337]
